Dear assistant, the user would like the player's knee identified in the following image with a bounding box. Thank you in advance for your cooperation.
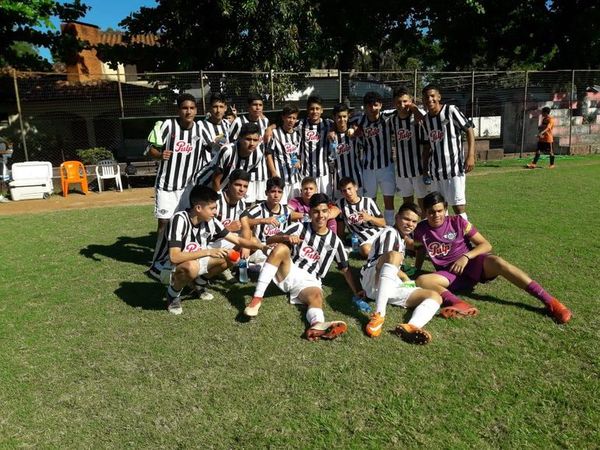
[425,289,443,304]
[359,244,370,257]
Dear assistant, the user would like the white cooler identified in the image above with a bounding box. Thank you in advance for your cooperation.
[9,161,54,201]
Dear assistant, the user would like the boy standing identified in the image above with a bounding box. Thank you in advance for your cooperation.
[330,103,363,196]
[527,107,556,169]
[200,93,231,166]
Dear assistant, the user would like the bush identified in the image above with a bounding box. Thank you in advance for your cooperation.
[76,147,114,165]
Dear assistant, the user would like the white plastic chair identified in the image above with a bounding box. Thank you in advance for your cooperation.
[95,159,123,192]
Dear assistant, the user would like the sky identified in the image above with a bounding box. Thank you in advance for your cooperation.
[39,0,157,61]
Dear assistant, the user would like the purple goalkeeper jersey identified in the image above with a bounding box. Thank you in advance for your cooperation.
[414,215,478,269]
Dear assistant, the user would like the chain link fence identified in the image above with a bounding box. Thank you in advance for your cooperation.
[1,69,599,166]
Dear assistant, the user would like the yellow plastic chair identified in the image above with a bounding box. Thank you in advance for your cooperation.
[60,161,89,197]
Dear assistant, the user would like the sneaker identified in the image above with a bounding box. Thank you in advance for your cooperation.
[546,298,571,324]
[167,296,182,315]
[548,164,556,169]
[244,296,262,317]
[221,268,235,281]
[439,300,479,319]
[365,312,385,337]
[196,287,214,301]
[304,321,347,341]
[394,323,432,345]
[526,163,537,169]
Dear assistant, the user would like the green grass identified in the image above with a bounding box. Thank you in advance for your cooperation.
[1,155,599,448]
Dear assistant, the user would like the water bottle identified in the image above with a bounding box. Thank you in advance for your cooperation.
[328,139,338,162]
[351,233,359,253]
[302,213,310,223]
[277,211,288,225]
[290,153,299,174]
[238,258,249,283]
[352,295,372,313]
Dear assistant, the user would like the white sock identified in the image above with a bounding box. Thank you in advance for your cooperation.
[459,212,468,221]
[253,262,278,298]
[375,263,398,317]
[408,298,440,328]
[306,307,325,326]
[384,209,395,226]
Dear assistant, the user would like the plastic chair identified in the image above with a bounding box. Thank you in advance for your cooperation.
[60,161,89,197]
[95,159,123,192]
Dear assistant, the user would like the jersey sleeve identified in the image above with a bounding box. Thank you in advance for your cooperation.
[367,198,383,217]
[281,221,303,236]
[458,215,478,239]
[229,118,242,141]
[210,218,229,241]
[240,203,261,220]
[450,105,472,132]
[167,212,186,248]
[334,237,350,270]
[288,197,302,212]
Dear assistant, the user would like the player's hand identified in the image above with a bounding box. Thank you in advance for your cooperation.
[327,130,337,142]
[209,248,229,259]
[226,220,242,232]
[450,255,469,275]
[358,210,371,223]
[265,216,280,226]
[464,155,475,173]
[240,248,250,260]
[162,149,173,160]
[287,235,301,245]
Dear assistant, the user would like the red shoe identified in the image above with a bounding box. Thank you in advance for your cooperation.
[439,300,479,319]
[546,298,571,324]
[394,323,432,345]
[305,321,347,341]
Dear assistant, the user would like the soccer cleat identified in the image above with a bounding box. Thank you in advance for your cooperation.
[394,323,432,345]
[365,312,385,337]
[526,163,537,169]
[304,321,347,341]
[244,296,262,317]
[167,296,182,315]
[439,300,479,319]
[546,298,571,324]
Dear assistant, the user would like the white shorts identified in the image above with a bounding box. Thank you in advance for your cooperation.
[155,188,186,219]
[396,175,431,199]
[197,256,211,276]
[274,263,322,305]
[362,166,396,198]
[282,181,301,204]
[432,175,466,206]
[248,180,267,203]
[360,264,419,307]
[209,238,235,250]
[315,174,333,198]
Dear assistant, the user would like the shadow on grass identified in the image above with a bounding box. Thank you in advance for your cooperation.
[207,276,260,323]
[80,232,156,266]
[325,269,370,326]
[115,280,165,310]
[466,292,543,315]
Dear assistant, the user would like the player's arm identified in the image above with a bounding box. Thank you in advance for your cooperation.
[169,246,228,265]
[421,142,431,176]
[359,210,386,227]
[340,266,365,297]
[450,231,492,275]
[414,243,426,271]
[266,233,301,245]
[266,153,278,177]
[263,123,277,143]
[328,204,341,220]
[211,169,223,192]
[224,233,269,253]
[464,127,475,173]
[239,215,254,259]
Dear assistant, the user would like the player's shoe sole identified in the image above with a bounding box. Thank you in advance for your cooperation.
[304,321,347,341]
[167,297,182,315]
[394,323,432,345]
[547,298,571,324]
[244,297,262,317]
[439,301,479,319]
[365,313,385,338]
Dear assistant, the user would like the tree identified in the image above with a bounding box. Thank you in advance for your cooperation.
[0,0,89,71]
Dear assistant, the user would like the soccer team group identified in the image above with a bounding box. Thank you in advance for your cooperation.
[143,84,572,344]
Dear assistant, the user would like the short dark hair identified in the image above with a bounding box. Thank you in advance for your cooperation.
[239,122,261,137]
[397,202,421,218]
[301,176,317,187]
[209,93,227,105]
[189,185,219,207]
[225,107,235,117]
[229,169,250,183]
[306,95,323,108]
[422,84,441,96]
[247,93,264,104]
[422,191,448,211]
[393,87,411,99]
[363,91,383,105]
[542,106,551,114]
[282,104,299,116]
[309,193,330,209]
[337,176,356,190]
[332,103,350,116]
[177,93,196,108]
[266,176,285,191]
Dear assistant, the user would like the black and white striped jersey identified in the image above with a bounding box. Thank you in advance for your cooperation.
[351,113,393,170]
[240,201,291,243]
[267,127,302,184]
[229,115,269,182]
[168,210,229,254]
[152,119,203,191]
[194,142,265,187]
[282,222,349,279]
[421,104,473,180]
[386,110,425,178]
[330,130,362,188]
[299,118,333,178]
[199,118,231,167]
[216,191,246,228]
[336,196,384,243]
[364,226,405,269]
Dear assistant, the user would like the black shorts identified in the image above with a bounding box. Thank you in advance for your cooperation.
[537,141,553,153]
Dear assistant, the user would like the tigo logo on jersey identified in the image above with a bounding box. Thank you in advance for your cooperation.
[429,130,445,143]
[174,140,193,153]
[305,129,320,143]
[427,242,451,258]
[301,246,320,261]
[396,129,412,141]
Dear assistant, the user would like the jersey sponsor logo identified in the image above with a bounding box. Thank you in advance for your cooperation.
[264,224,282,237]
[185,242,201,252]
[337,143,350,155]
[174,140,194,153]
[301,245,321,262]
[396,128,412,141]
[221,218,232,226]
[429,130,445,143]
[284,142,298,154]
[347,212,363,225]
[363,126,380,138]
[427,242,451,258]
[305,129,320,143]
[443,232,457,241]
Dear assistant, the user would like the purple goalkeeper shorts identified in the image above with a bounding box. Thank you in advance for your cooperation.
[436,253,496,291]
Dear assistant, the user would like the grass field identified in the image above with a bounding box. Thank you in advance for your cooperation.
[1,155,599,448]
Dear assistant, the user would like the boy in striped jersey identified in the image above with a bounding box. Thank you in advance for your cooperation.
[420,84,475,220]
[229,94,270,203]
[243,193,364,341]
[165,185,267,315]
[266,105,302,203]
[362,203,442,343]
[351,91,396,226]
[337,177,386,258]
[199,93,231,167]
[146,93,203,280]
[330,103,363,198]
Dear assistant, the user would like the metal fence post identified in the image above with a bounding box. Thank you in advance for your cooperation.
[200,70,206,115]
[568,70,575,155]
[471,71,475,118]
[12,69,28,161]
[338,70,342,102]
[270,70,275,110]
[519,71,529,158]
[413,69,418,99]
[117,66,125,119]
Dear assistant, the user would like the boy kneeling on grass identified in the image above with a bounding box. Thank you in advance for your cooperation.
[413,191,571,323]
[166,185,267,315]
[243,193,364,341]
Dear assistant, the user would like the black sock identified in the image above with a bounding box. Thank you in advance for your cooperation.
[550,155,555,165]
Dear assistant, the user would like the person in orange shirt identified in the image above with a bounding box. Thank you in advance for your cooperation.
[527,107,556,169]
